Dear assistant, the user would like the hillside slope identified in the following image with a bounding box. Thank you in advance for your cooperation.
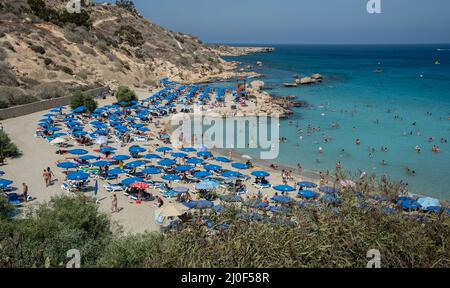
[0,0,254,107]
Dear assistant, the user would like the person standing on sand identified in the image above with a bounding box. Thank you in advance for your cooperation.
[111,194,118,213]
[22,183,28,203]
[43,169,49,187]
[47,167,54,186]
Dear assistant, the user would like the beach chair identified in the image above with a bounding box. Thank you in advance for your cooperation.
[253,182,272,189]
[61,182,75,193]
[133,135,148,142]
[103,182,125,192]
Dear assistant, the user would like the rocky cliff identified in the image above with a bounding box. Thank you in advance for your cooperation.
[0,0,258,108]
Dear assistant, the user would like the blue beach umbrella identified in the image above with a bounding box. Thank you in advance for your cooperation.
[143,153,162,160]
[0,171,4,176]
[73,131,88,137]
[193,200,214,209]
[80,155,99,161]
[162,174,181,181]
[129,146,146,154]
[251,171,270,177]
[186,157,204,165]
[174,165,193,172]
[397,198,421,210]
[221,171,242,178]
[158,159,176,167]
[156,147,173,152]
[99,147,117,154]
[91,160,112,167]
[57,162,79,169]
[271,196,292,204]
[298,181,318,188]
[125,160,147,169]
[67,171,89,181]
[321,194,339,204]
[197,151,213,158]
[0,179,14,187]
[112,155,131,161]
[172,152,188,158]
[204,164,222,171]
[193,171,212,179]
[319,186,340,194]
[68,149,88,155]
[181,147,197,152]
[231,163,249,170]
[121,177,143,186]
[108,168,125,176]
[142,167,161,175]
[73,106,87,113]
[270,206,291,214]
[215,156,231,163]
[417,197,440,209]
[195,180,219,191]
[273,185,295,192]
[298,190,319,199]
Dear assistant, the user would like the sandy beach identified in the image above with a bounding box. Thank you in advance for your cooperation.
[2,86,322,234]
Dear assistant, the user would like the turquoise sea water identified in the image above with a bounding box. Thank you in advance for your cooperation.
[223,45,450,200]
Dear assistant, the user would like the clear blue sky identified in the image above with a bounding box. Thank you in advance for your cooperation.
[98,0,450,44]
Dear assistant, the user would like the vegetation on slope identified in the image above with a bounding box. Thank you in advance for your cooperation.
[0,192,448,268]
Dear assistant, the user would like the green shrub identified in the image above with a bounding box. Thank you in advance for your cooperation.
[114,25,144,47]
[0,130,20,159]
[115,86,137,104]
[60,65,73,75]
[115,0,138,14]
[43,57,53,66]
[27,0,91,29]
[69,90,97,113]
[0,195,112,268]
[29,44,45,54]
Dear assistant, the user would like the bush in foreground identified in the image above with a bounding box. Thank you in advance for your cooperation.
[1,193,448,268]
[0,195,113,268]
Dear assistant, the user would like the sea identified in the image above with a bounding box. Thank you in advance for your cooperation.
[219,44,450,200]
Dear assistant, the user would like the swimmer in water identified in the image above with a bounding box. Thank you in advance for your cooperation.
[318,147,324,154]
[415,145,421,153]
[381,160,387,166]
[355,139,361,145]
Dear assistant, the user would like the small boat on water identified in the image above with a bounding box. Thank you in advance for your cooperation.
[284,82,298,87]
[374,68,383,73]
[435,60,441,65]
[256,61,263,67]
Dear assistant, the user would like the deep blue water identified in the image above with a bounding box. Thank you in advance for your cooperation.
[224,45,450,199]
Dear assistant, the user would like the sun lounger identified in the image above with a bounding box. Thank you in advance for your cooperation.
[253,182,272,189]
[103,182,125,192]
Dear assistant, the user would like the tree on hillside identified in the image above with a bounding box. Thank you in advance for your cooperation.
[69,90,97,113]
[116,0,138,14]
[115,86,137,104]
[0,130,20,162]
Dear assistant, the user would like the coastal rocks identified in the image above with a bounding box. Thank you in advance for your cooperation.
[250,80,265,91]
[284,73,324,86]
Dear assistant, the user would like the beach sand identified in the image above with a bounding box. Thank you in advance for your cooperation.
[2,87,324,234]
